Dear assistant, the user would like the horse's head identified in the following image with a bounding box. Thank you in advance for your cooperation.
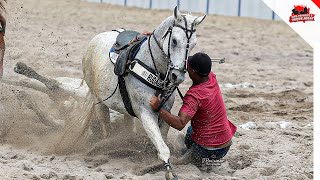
[163,7,206,86]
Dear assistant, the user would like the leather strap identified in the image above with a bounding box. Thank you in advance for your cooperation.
[118,76,136,117]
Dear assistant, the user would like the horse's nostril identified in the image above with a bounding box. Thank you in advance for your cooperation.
[172,73,177,81]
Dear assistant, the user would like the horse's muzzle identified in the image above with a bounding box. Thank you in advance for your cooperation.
[170,69,185,85]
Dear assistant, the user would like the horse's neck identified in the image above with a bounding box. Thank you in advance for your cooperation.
[137,17,174,75]
[153,16,175,42]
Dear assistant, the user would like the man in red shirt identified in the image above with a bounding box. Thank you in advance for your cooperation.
[149,52,237,167]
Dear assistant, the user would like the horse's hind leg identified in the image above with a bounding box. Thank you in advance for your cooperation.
[14,62,61,92]
[1,79,50,95]
[15,90,62,129]
[13,62,87,102]
[13,62,70,104]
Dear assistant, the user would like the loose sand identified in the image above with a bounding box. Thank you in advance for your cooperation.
[0,0,313,179]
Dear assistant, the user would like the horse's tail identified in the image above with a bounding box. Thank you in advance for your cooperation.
[54,91,96,154]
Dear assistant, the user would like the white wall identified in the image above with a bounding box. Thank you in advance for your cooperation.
[179,0,207,14]
[209,0,239,17]
[240,0,273,20]
[151,0,177,10]
[101,0,125,6]
[87,0,101,3]
[127,0,150,9]
[89,0,281,21]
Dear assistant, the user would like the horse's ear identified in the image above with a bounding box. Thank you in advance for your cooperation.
[174,6,183,21]
[194,14,207,26]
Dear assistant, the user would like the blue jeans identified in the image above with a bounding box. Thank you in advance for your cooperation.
[185,126,231,162]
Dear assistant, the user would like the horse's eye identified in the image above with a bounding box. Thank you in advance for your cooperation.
[172,39,177,46]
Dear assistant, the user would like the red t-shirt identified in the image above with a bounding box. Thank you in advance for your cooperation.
[180,72,237,147]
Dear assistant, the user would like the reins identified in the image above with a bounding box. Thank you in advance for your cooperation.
[95,79,119,105]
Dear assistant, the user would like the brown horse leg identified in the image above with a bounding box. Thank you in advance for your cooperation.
[0,32,4,79]
[0,2,6,79]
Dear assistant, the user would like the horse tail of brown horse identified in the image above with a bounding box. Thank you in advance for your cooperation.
[0,0,6,78]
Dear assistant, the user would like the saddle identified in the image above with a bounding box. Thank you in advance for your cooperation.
[110,30,148,76]
[114,30,140,51]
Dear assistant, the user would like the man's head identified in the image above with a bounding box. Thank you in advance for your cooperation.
[187,52,212,77]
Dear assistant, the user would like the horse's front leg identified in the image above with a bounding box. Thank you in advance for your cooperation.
[159,96,175,150]
[159,119,170,142]
[139,108,177,180]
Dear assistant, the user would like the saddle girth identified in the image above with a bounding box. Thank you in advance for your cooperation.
[118,75,136,117]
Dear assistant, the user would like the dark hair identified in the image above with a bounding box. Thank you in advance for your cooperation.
[187,52,212,76]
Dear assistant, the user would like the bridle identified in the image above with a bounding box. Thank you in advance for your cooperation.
[148,15,197,84]
[148,15,197,111]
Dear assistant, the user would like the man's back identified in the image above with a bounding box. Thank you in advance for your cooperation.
[180,72,237,147]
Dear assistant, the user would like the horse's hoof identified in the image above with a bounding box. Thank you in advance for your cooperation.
[165,171,178,180]
[14,62,36,77]
[14,62,26,74]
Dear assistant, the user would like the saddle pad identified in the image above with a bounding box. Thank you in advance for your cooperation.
[109,47,118,64]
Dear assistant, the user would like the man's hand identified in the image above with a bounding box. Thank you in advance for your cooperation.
[149,94,192,131]
[149,94,162,111]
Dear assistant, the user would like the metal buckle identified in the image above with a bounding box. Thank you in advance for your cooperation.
[128,60,138,71]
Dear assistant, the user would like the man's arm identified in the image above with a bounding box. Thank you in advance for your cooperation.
[149,95,192,131]
[158,108,192,131]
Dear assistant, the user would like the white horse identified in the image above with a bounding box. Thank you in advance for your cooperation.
[82,7,205,179]
[5,7,206,179]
